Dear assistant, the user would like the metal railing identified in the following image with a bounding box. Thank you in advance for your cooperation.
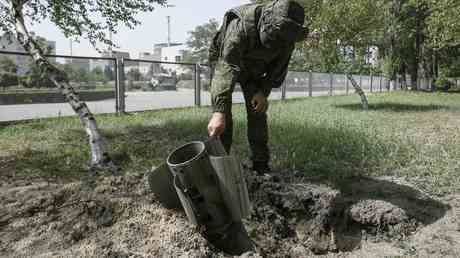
[0,50,401,122]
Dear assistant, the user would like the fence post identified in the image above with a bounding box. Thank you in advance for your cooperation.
[116,57,126,114]
[346,74,349,95]
[194,64,201,106]
[329,72,333,96]
[370,72,373,93]
[114,59,119,113]
[308,71,313,97]
[379,75,382,92]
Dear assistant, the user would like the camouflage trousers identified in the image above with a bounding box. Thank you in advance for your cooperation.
[220,80,270,165]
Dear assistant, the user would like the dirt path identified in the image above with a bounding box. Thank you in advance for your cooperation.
[1,171,459,257]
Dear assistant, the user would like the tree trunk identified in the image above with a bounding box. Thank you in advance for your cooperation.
[346,74,368,110]
[12,1,115,172]
[411,8,423,91]
[400,63,407,90]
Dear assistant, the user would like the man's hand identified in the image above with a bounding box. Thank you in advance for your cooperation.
[251,92,269,113]
[208,112,226,137]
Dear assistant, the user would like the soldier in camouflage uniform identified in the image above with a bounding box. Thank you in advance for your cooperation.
[207,0,305,174]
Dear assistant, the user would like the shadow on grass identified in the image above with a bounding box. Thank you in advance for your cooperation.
[0,110,411,186]
[267,115,449,251]
[335,102,448,112]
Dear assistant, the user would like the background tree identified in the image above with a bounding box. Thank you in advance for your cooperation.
[183,19,219,64]
[425,0,460,50]
[0,57,18,91]
[104,65,115,82]
[0,0,166,171]
[60,63,78,82]
[22,63,55,88]
[255,0,460,93]
[90,67,105,83]
[127,68,143,81]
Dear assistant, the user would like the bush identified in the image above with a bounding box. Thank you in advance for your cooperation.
[435,75,453,92]
[79,83,96,90]
[21,65,56,88]
[20,74,55,88]
[0,72,19,90]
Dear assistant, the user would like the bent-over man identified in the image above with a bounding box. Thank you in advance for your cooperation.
[207,0,306,175]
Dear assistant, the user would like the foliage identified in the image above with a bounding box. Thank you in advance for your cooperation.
[89,67,106,82]
[425,0,460,49]
[21,63,55,88]
[183,19,219,64]
[258,0,460,85]
[104,65,116,81]
[438,48,460,78]
[0,56,18,89]
[0,0,167,50]
[434,73,453,92]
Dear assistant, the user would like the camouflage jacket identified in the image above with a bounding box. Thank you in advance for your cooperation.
[209,3,294,113]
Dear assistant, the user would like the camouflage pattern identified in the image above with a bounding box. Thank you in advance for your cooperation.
[220,81,270,164]
[209,1,304,164]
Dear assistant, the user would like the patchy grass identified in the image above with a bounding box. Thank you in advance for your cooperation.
[1,91,460,195]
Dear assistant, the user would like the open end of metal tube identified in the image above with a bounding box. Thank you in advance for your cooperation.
[167,141,206,168]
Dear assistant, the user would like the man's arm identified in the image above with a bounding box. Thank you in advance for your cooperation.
[259,46,294,97]
[211,19,246,113]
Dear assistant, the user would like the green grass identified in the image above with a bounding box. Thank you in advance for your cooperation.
[1,91,460,195]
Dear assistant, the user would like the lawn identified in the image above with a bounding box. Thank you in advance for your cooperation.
[1,91,459,195]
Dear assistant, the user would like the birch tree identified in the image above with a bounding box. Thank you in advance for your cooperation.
[0,0,166,172]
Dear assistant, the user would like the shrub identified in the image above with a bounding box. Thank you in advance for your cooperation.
[435,75,453,92]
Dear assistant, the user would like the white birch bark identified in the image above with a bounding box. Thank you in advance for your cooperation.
[12,0,116,171]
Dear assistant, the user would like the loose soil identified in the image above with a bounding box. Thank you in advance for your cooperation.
[1,169,459,257]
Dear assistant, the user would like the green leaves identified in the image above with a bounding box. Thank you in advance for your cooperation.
[184,19,220,64]
[425,0,460,49]
[1,0,167,51]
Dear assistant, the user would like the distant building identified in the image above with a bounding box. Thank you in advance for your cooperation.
[153,43,186,63]
[0,33,56,75]
[138,52,161,75]
[90,49,134,74]
[101,50,130,59]
[152,43,188,75]
[139,52,156,61]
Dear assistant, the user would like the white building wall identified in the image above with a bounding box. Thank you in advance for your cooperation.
[159,44,188,75]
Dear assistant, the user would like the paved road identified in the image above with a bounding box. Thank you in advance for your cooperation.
[0,89,366,122]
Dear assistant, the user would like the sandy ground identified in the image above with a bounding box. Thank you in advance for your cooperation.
[1,169,459,258]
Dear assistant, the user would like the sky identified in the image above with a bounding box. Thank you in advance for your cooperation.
[30,0,251,58]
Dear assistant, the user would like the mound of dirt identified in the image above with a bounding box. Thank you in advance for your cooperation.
[1,171,459,257]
